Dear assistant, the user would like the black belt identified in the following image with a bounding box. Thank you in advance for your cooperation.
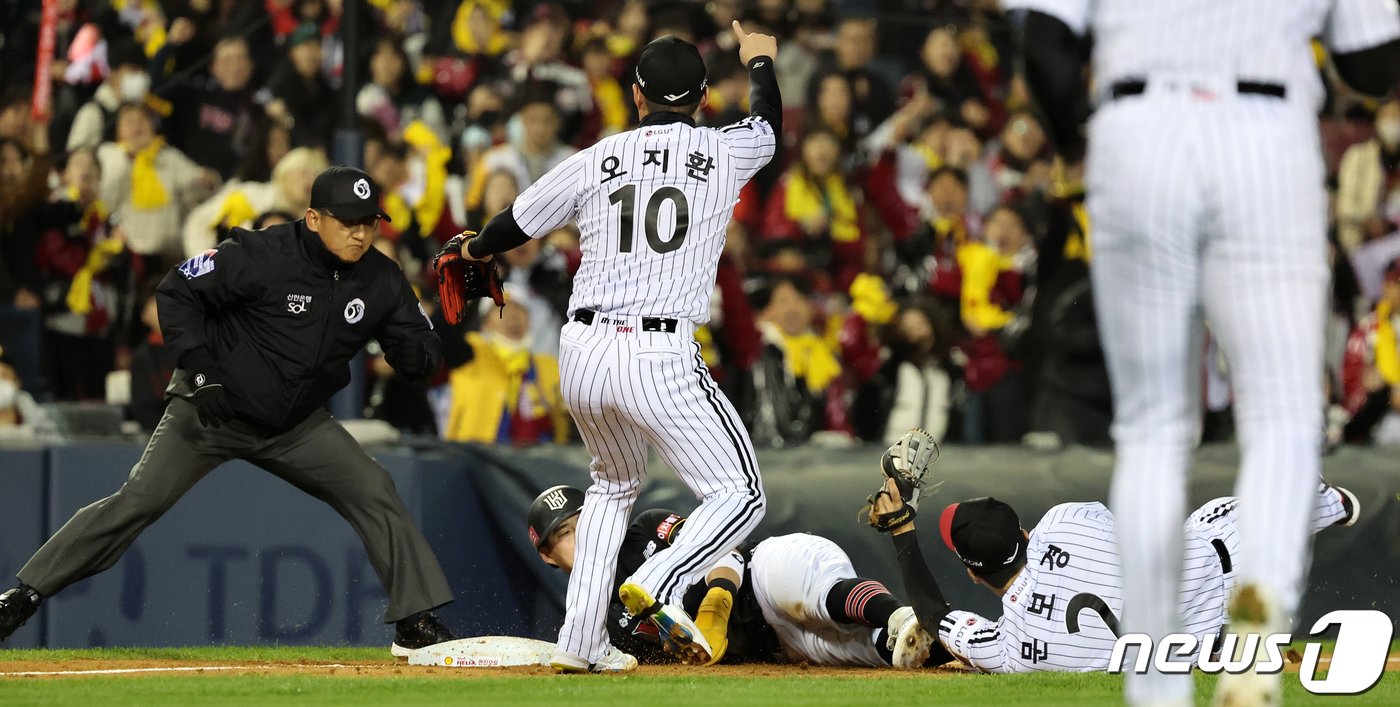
[1109,79,1286,101]
[572,308,679,334]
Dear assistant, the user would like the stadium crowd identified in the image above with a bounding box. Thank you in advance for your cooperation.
[0,0,1398,447]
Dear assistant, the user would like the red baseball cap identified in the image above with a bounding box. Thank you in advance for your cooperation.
[938,497,1027,586]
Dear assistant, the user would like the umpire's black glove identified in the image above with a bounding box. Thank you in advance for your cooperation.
[183,348,235,428]
[387,337,440,383]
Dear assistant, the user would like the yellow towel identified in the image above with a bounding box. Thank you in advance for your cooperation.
[1063,202,1093,262]
[403,121,451,234]
[487,338,533,410]
[126,137,170,209]
[452,0,511,56]
[784,171,860,243]
[67,236,125,315]
[1377,301,1399,386]
[763,322,842,393]
[849,273,896,325]
[957,242,1015,332]
[592,77,629,135]
[209,189,259,230]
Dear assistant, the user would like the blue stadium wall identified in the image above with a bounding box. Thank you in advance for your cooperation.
[0,442,1395,649]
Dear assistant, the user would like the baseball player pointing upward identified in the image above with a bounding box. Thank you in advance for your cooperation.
[449,23,780,672]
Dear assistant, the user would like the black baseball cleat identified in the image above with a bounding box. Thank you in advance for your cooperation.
[390,610,455,658]
[0,584,42,642]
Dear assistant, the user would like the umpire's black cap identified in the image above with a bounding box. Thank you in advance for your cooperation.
[939,497,1027,587]
[634,35,708,107]
[309,165,392,222]
[528,485,585,549]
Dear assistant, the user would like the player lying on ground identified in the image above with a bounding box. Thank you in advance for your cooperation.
[527,485,941,670]
[867,430,1359,673]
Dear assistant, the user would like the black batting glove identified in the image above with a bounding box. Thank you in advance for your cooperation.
[184,348,235,428]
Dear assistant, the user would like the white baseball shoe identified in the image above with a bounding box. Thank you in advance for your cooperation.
[887,606,934,669]
[550,647,638,674]
[1211,583,1284,707]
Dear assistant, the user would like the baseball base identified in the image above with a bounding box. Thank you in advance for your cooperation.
[407,636,555,668]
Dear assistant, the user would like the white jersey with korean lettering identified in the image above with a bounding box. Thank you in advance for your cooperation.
[509,115,776,323]
[938,487,1349,673]
[1006,0,1400,112]
[939,501,1237,673]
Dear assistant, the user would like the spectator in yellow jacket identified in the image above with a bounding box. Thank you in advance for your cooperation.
[443,289,570,445]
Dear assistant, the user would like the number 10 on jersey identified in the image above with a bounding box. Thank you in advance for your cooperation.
[609,185,691,254]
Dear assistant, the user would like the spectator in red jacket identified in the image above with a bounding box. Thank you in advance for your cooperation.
[1341,256,1400,444]
[735,275,844,448]
[982,111,1051,204]
[893,166,980,304]
[761,129,867,292]
[956,205,1034,444]
[34,147,129,400]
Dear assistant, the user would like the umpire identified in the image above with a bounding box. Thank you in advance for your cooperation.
[0,166,456,655]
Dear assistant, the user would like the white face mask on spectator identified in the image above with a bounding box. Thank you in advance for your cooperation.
[0,379,18,409]
[1379,119,1400,149]
[119,72,150,102]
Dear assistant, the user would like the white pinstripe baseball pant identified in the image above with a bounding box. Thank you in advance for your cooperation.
[1086,81,1328,703]
[553,316,767,663]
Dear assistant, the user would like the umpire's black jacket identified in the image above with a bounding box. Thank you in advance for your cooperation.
[156,220,440,431]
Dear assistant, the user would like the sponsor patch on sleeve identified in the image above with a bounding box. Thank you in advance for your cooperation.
[178,249,218,279]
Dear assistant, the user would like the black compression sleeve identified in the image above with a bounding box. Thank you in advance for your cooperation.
[891,530,951,632]
[1332,39,1400,97]
[466,207,533,259]
[746,56,782,135]
[1016,10,1091,164]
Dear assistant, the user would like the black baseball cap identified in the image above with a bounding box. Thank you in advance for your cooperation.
[635,35,707,107]
[527,485,585,550]
[939,497,1027,586]
[309,165,391,222]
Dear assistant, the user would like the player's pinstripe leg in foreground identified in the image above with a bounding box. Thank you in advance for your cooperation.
[1089,96,1202,703]
[555,335,649,665]
[1008,0,1400,702]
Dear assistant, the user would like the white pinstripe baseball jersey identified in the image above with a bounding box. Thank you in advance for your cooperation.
[937,486,1348,673]
[1007,0,1400,111]
[509,115,776,323]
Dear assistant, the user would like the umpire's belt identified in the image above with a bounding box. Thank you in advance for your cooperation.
[1108,79,1286,101]
[573,308,679,334]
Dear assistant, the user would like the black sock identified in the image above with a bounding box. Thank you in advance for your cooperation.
[823,578,901,628]
[708,577,739,595]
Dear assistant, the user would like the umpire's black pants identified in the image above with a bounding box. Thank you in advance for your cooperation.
[18,398,453,623]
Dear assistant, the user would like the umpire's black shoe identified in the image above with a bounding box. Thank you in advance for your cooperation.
[391,611,455,658]
[0,584,42,642]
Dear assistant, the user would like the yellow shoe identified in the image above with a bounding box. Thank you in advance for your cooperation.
[695,586,733,666]
[618,581,713,665]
